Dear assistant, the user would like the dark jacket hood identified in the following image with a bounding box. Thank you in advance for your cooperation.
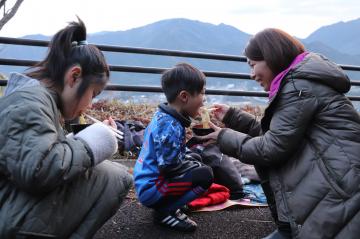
[289,52,351,93]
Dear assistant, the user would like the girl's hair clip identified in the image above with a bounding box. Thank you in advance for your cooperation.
[78,40,88,45]
[71,40,88,47]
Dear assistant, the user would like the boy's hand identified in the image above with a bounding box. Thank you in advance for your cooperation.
[209,104,230,122]
[196,121,221,146]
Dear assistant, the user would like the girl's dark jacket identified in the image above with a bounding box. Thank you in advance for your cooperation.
[219,53,360,239]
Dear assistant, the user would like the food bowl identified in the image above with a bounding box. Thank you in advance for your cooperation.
[191,126,214,136]
[70,123,92,134]
[186,137,205,148]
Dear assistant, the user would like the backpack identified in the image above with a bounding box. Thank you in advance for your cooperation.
[115,120,145,155]
[194,144,245,200]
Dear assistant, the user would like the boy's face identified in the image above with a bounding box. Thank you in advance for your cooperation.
[181,87,206,118]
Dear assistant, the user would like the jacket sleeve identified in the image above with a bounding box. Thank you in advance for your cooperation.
[218,90,318,166]
[222,107,262,137]
[2,95,92,194]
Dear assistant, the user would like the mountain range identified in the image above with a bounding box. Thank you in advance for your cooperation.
[1,18,360,104]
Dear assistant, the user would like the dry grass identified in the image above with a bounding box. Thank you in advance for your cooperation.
[86,99,157,125]
[84,99,265,160]
[86,99,264,126]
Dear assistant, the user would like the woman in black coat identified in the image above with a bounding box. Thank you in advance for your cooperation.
[201,28,360,239]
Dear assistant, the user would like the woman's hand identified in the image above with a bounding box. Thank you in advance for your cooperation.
[210,103,230,122]
[103,116,117,129]
[197,121,222,146]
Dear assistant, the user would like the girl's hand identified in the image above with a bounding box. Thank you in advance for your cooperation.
[210,103,230,122]
[197,121,222,146]
[103,116,117,129]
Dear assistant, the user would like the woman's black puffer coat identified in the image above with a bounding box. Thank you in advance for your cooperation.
[219,53,360,239]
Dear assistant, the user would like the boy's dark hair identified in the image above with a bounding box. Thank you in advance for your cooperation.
[244,28,305,75]
[161,63,206,103]
[27,17,110,98]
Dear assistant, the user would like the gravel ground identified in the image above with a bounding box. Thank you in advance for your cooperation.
[94,189,276,239]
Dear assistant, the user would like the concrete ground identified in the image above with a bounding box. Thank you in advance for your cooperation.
[93,160,276,239]
[94,191,276,239]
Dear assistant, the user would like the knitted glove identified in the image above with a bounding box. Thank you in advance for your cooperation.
[74,122,118,165]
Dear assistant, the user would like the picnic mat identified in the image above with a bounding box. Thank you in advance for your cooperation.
[191,198,268,212]
[191,183,268,212]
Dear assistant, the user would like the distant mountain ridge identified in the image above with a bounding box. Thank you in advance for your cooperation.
[305,18,360,56]
[2,18,360,64]
[90,18,251,54]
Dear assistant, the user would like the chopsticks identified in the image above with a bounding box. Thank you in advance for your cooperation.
[206,107,217,112]
[83,114,124,140]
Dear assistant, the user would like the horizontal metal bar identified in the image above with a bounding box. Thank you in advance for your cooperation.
[206,89,268,97]
[0,37,48,47]
[350,80,360,86]
[2,80,360,101]
[1,37,360,70]
[110,65,252,79]
[105,84,267,97]
[1,80,265,97]
[5,58,360,84]
[0,58,251,79]
[105,85,163,92]
[0,37,246,62]
[341,65,360,71]
[105,86,360,100]
[98,44,246,62]
[0,58,37,66]
[348,96,360,101]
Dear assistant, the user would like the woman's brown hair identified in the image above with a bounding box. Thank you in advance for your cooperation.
[244,28,305,75]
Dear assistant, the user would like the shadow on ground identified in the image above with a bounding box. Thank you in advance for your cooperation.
[94,189,276,239]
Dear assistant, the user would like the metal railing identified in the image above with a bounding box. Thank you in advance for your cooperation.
[1,36,360,100]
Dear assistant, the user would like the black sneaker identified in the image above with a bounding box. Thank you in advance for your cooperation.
[154,210,197,232]
[180,204,190,213]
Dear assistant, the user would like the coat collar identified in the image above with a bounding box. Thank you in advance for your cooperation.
[269,52,309,100]
[158,103,192,128]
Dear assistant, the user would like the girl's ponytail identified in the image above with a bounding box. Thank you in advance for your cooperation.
[27,17,109,96]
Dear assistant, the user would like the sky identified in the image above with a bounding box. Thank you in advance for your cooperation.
[1,0,360,39]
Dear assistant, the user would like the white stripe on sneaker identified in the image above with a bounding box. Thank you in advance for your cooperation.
[161,216,172,223]
[167,218,176,225]
[171,220,180,227]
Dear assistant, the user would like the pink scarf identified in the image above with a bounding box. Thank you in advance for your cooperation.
[269,52,309,100]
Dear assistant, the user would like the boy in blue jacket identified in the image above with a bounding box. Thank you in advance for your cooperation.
[134,63,214,232]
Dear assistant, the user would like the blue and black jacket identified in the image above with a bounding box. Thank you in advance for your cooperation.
[133,103,193,206]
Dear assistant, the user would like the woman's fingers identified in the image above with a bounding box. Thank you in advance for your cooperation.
[195,128,220,146]
[212,103,228,110]
[208,121,220,131]
[210,103,229,121]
